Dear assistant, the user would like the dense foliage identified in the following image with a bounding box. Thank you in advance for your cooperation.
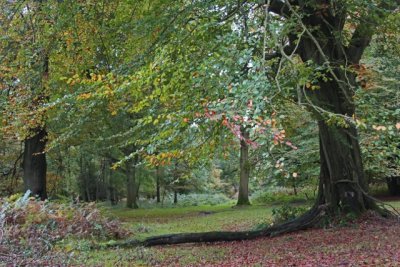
[1,1,400,265]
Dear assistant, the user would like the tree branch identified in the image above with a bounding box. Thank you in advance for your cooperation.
[346,2,400,64]
[346,22,375,64]
[260,0,297,17]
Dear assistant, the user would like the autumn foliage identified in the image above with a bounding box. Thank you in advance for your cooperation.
[0,193,129,265]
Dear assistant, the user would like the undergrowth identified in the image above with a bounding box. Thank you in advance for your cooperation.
[252,187,316,205]
[134,193,231,209]
[272,204,309,224]
[0,191,129,266]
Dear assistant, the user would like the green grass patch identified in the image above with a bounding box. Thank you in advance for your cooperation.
[76,199,400,266]
[106,203,274,239]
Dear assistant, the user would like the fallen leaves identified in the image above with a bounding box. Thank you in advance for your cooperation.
[151,213,400,266]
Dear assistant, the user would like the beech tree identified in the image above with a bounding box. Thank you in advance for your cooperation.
[107,0,400,246]
[1,0,399,247]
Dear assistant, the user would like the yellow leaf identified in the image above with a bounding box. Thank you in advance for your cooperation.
[77,93,92,100]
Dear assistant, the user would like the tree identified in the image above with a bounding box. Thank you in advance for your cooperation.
[125,155,140,209]
[0,1,60,199]
[237,127,251,205]
[2,0,398,246]
[107,0,399,247]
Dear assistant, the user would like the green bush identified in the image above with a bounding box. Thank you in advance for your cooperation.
[176,193,230,207]
[272,204,309,223]
[252,187,315,205]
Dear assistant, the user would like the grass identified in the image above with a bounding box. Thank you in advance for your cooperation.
[74,197,400,266]
[59,188,400,266]
[105,203,274,239]
[69,203,276,266]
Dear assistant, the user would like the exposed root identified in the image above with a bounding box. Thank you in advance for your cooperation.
[362,191,400,218]
[334,179,399,218]
[102,204,327,248]
[94,186,400,249]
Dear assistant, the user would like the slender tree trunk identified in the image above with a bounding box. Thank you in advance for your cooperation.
[22,128,47,200]
[237,128,250,206]
[174,190,178,204]
[156,166,161,203]
[135,180,141,201]
[126,157,139,209]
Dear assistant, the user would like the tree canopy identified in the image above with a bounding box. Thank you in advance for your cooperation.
[1,0,399,247]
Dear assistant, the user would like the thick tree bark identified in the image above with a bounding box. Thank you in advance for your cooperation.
[237,128,251,206]
[317,121,375,214]
[299,64,378,214]
[23,128,47,200]
[292,2,382,215]
[22,41,49,200]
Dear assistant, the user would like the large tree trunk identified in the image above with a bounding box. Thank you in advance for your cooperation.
[294,3,381,215]
[303,70,378,214]
[23,128,47,200]
[237,128,250,206]
[22,41,49,200]
[317,120,374,214]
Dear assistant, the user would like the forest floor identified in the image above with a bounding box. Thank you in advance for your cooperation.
[3,196,400,266]
[75,201,400,266]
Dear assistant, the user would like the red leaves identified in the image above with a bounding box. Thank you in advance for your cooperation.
[0,198,130,265]
[201,108,297,150]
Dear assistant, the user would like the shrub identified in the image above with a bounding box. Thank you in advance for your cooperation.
[251,187,315,205]
[176,193,230,207]
[0,192,129,265]
[272,204,309,224]
[137,193,231,208]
